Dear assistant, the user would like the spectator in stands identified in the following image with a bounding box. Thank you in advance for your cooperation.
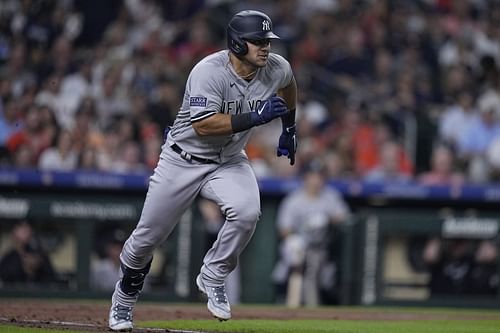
[418,144,465,186]
[40,36,76,79]
[0,0,500,184]
[0,42,36,98]
[96,125,122,171]
[354,118,413,178]
[58,54,96,129]
[486,136,500,182]
[6,105,56,166]
[439,91,478,151]
[11,144,36,169]
[363,141,412,183]
[94,67,131,129]
[327,26,371,92]
[0,97,23,148]
[272,159,350,307]
[71,97,104,153]
[77,145,100,170]
[147,79,179,130]
[38,129,78,170]
[34,73,68,129]
[142,131,162,170]
[0,220,57,285]
[110,140,147,174]
[457,90,500,183]
[323,151,349,179]
[116,116,137,144]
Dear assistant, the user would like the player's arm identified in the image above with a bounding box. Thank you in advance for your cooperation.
[192,113,233,136]
[192,96,289,136]
[277,76,297,124]
[275,76,298,165]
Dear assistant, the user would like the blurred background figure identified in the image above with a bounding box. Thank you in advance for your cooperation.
[0,220,57,285]
[438,90,477,151]
[272,159,350,307]
[422,237,498,296]
[91,228,128,291]
[470,240,499,295]
[0,0,497,184]
[363,141,412,183]
[418,144,465,186]
[457,90,500,183]
[38,129,78,170]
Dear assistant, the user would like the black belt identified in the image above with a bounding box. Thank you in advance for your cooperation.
[171,144,218,164]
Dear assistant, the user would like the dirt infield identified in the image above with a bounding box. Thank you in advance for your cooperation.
[1,299,499,332]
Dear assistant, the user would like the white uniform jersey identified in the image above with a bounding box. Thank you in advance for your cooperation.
[166,50,293,162]
[277,187,350,244]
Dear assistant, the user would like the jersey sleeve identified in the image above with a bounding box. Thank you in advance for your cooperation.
[186,63,224,122]
[326,189,350,221]
[276,193,300,233]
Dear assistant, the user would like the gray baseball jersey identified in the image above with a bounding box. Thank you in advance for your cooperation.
[167,50,293,162]
[274,186,350,306]
[118,49,294,294]
[277,187,350,245]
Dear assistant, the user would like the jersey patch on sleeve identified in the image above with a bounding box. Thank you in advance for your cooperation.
[190,96,208,107]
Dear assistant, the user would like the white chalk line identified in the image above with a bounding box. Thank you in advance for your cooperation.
[0,317,210,333]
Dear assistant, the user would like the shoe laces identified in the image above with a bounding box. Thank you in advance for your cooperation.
[211,286,228,304]
[113,304,132,321]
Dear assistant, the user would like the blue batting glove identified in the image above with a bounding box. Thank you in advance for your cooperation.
[277,124,297,165]
[250,95,288,126]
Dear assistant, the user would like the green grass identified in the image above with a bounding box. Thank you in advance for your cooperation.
[2,306,500,333]
[145,319,500,333]
[2,319,500,333]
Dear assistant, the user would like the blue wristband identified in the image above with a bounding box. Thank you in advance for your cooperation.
[231,113,258,133]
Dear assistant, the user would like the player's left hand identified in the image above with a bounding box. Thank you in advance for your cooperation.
[277,124,297,165]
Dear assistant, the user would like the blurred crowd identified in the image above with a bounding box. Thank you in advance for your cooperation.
[1,0,500,184]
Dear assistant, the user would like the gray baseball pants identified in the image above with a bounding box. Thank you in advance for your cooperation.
[120,144,261,287]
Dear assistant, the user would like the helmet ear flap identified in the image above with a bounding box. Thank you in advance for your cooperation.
[227,26,248,56]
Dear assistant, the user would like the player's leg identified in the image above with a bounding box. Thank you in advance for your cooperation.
[281,234,307,308]
[196,154,261,320]
[303,248,326,306]
[109,147,211,330]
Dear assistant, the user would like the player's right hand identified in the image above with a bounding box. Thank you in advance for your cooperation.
[251,95,288,125]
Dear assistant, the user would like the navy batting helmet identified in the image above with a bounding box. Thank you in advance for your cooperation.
[227,10,280,56]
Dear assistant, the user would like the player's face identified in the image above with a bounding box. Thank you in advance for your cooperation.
[244,39,271,67]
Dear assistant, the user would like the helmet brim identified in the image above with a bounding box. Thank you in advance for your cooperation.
[242,31,280,40]
[264,31,280,39]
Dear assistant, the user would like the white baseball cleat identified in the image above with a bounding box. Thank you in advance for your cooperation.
[109,303,133,331]
[109,282,134,331]
[196,274,231,321]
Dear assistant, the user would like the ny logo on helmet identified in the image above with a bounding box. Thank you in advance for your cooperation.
[262,20,270,31]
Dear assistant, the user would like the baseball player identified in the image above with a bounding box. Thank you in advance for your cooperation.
[109,10,297,331]
[272,160,350,307]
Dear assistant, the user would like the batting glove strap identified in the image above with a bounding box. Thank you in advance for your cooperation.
[283,123,296,134]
